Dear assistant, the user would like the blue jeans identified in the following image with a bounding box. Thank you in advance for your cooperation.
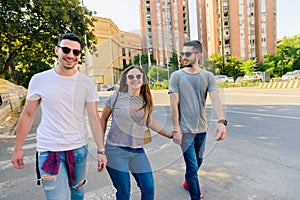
[181,133,206,200]
[105,144,155,200]
[38,145,88,200]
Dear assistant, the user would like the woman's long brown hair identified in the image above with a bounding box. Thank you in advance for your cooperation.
[118,65,153,118]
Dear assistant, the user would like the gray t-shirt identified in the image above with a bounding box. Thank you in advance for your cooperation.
[168,69,217,133]
[105,92,147,148]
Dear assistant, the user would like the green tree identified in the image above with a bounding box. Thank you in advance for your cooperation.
[168,49,180,71]
[241,59,256,74]
[277,36,300,74]
[148,66,169,82]
[260,54,280,78]
[224,56,244,79]
[133,53,156,74]
[134,54,148,66]
[0,0,97,86]
[205,53,224,74]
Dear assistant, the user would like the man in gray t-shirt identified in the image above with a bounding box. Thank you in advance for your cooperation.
[168,40,227,200]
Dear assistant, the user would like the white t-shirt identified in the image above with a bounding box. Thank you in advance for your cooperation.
[27,69,99,151]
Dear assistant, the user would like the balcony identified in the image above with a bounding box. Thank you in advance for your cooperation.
[223,15,229,22]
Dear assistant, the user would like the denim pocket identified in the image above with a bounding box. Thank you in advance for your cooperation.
[74,145,88,163]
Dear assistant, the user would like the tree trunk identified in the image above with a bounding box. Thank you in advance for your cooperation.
[1,51,18,80]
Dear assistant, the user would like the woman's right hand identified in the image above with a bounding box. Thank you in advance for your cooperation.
[172,130,182,144]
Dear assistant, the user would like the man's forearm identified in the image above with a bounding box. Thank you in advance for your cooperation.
[170,105,180,130]
[14,111,36,150]
[210,91,225,119]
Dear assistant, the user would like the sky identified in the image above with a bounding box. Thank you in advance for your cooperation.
[83,0,300,39]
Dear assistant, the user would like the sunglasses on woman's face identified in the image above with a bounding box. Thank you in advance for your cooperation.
[57,46,81,56]
[127,74,143,80]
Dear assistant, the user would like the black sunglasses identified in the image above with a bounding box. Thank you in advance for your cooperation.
[57,46,81,56]
[180,52,197,57]
[127,74,143,80]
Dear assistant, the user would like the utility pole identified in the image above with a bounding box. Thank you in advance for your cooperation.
[219,0,225,69]
[81,0,89,76]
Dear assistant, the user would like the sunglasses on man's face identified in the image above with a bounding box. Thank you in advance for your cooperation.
[57,46,81,56]
[180,52,197,57]
[127,74,143,80]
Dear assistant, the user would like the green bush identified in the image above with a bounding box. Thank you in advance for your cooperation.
[21,97,26,106]
[217,80,261,88]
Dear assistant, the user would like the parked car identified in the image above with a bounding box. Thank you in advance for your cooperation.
[106,85,118,91]
[214,75,229,83]
[281,71,296,81]
[235,76,244,83]
[293,70,300,80]
[244,71,263,82]
[227,77,234,83]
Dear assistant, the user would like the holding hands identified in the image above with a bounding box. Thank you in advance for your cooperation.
[172,129,182,144]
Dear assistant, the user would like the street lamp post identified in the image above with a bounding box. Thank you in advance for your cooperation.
[81,0,89,76]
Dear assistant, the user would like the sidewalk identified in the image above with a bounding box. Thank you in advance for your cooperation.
[0,113,19,140]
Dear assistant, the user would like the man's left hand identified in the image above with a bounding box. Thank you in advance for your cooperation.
[214,123,226,141]
[97,154,107,172]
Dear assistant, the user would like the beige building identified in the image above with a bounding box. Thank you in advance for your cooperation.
[197,0,277,63]
[140,0,189,67]
[82,17,142,88]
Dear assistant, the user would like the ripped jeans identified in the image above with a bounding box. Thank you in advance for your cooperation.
[37,145,88,200]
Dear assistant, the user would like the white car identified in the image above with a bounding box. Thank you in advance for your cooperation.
[227,77,234,83]
[244,71,263,82]
[281,71,296,81]
[293,70,300,80]
[214,75,230,83]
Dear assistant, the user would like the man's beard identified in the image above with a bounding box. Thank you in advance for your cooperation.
[183,57,197,68]
[184,63,193,68]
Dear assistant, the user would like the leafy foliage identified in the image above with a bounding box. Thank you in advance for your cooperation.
[276,36,300,75]
[205,36,300,79]
[0,0,97,87]
[168,49,180,70]
[148,65,173,82]
[133,53,157,74]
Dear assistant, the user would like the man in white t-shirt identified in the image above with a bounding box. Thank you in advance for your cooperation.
[11,33,107,199]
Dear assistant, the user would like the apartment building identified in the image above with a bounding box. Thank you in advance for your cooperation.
[198,0,276,63]
[140,0,190,67]
[82,17,142,88]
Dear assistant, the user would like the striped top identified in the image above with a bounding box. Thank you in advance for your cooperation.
[105,92,148,148]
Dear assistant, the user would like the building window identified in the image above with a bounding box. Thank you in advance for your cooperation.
[122,48,126,56]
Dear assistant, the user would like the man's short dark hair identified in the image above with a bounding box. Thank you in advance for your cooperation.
[183,40,202,53]
[57,33,82,46]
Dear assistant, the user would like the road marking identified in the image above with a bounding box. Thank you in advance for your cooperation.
[0,155,36,170]
[227,110,300,120]
[7,143,36,152]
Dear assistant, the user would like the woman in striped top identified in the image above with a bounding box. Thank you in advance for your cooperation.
[101,65,173,200]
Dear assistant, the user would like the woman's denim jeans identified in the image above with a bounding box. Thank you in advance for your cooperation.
[181,132,206,200]
[38,145,88,200]
[105,144,155,200]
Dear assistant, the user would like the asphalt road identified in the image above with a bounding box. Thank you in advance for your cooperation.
[0,88,300,200]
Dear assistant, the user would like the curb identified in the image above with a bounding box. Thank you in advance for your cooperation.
[259,81,300,89]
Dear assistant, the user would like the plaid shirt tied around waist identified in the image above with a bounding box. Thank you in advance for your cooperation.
[41,150,76,187]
